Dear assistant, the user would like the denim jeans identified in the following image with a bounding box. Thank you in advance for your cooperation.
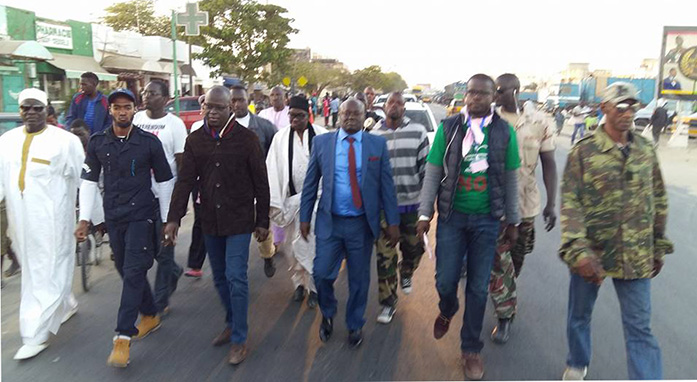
[571,123,585,144]
[567,273,662,379]
[204,233,252,345]
[314,215,374,331]
[435,211,499,353]
[106,219,158,337]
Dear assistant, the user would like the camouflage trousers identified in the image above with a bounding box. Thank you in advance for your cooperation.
[375,211,425,307]
[489,218,536,319]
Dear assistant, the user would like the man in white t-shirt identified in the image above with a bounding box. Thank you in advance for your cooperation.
[133,80,187,315]
[571,102,591,144]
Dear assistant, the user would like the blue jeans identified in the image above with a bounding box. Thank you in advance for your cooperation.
[571,123,585,144]
[567,274,662,379]
[204,234,252,345]
[106,219,158,337]
[314,215,374,331]
[435,212,499,353]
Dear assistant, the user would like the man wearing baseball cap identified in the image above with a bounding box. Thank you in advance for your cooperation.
[559,82,673,380]
[75,89,173,368]
[0,88,84,360]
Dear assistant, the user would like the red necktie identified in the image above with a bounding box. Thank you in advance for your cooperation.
[347,137,363,209]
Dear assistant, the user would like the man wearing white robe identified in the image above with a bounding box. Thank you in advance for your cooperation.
[0,88,84,360]
[267,96,326,308]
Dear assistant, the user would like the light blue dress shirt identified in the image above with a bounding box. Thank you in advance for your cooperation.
[332,129,364,216]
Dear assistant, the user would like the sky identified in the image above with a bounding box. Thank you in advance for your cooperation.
[4,0,697,89]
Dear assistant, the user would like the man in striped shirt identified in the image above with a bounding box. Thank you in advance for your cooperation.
[370,92,430,324]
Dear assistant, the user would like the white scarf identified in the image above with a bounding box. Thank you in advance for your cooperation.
[461,106,494,159]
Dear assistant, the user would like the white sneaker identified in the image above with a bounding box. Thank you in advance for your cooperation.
[562,366,588,380]
[14,343,48,360]
[376,305,396,324]
[400,277,413,295]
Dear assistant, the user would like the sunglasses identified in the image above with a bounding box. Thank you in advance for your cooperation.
[20,105,45,113]
[615,103,639,113]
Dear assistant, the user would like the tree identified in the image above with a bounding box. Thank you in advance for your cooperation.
[195,0,297,84]
[381,72,408,93]
[284,61,350,95]
[102,0,171,37]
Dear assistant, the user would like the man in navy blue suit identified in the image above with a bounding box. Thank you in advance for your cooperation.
[300,98,400,349]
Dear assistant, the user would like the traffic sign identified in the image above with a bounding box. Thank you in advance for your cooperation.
[176,2,209,36]
[282,77,291,86]
[297,76,308,87]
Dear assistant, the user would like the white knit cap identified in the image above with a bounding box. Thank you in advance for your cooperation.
[18,88,48,106]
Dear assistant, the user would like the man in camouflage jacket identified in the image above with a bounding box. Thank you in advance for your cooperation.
[559,82,673,381]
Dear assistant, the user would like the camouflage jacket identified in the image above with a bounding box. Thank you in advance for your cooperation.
[559,127,673,279]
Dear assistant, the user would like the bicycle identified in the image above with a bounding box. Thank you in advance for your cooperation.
[75,219,105,292]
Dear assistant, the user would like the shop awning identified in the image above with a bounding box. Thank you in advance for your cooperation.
[48,53,117,81]
[158,60,198,77]
[101,55,165,74]
[0,41,53,61]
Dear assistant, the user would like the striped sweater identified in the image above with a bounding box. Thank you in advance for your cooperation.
[370,118,430,207]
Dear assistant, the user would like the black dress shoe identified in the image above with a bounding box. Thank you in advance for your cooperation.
[293,285,306,302]
[319,317,333,342]
[348,329,363,349]
[307,292,318,309]
[491,318,512,344]
[264,258,275,278]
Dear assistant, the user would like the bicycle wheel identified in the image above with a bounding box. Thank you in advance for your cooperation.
[79,235,96,292]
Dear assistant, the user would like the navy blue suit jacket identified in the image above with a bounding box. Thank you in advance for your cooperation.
[300,129,400,240]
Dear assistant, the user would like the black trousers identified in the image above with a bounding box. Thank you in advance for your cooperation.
[107,219,158,337]
[187,200,207,269]
[332,112,338,128]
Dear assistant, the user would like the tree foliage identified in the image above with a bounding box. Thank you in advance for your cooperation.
[102,0,171,37]
[195,0,297,83]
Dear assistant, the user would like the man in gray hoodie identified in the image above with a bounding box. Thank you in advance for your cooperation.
[370,92,430,324]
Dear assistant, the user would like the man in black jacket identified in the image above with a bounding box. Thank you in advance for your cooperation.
[650,100,669,147]
[164,86,270,366]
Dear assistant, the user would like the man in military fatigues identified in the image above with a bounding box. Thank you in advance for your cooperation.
[559,83,673,381]
[488,74,558,344]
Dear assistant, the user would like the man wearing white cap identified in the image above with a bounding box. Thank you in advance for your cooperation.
[0,88,85,360]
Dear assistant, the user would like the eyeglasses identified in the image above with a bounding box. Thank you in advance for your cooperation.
[20,105,45,113]
[141,90,163,97]
[289,112,308,120]
[615,103,639,113]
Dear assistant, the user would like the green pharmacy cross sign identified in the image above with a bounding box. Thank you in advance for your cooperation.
[176,2,209,36]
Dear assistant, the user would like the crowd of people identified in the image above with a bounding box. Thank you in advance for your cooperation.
[0,71,673,381]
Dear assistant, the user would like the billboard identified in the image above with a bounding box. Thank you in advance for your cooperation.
[659,26,697,99]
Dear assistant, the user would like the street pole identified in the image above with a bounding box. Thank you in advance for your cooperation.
[189,42,194,96]
[171,10,180,116]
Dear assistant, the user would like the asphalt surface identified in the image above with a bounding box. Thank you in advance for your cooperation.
[2,103,696,381]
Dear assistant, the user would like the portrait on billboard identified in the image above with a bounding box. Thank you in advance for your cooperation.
[660,27,697,99]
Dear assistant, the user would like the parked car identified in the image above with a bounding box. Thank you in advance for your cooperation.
[0,112,23,136]
[165,96,202,131]
[446,99,464,116]
[634,99,678,127]
[373,93,418,109]
[373,101,437,144]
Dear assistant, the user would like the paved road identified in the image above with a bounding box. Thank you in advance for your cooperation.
[2,104,695,380]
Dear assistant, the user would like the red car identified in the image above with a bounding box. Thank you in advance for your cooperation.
[165,96,202,132]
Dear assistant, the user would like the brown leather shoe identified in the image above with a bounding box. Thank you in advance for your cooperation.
[462,352,484,380]
[433,314,451,339]
[212,327,231,347]
[228,344,247,365]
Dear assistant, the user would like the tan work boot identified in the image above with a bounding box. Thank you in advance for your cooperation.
[107,336,131,368]
[133,315,161,340]
[462,352,485,380]
[228,343,248,365]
